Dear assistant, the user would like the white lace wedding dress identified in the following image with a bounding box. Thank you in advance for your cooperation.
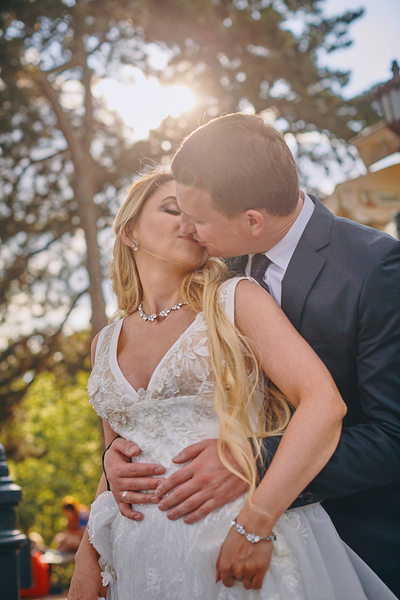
[87,277,396,600]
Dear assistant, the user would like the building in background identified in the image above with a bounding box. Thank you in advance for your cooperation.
[325,61,400,236]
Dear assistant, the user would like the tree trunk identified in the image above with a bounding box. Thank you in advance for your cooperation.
[39,66,108,337]
[75,167,108,336]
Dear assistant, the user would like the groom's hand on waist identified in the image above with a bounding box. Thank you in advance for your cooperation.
[104,437,166,521]
[156,439,248,524]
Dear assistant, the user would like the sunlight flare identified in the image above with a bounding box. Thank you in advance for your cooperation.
[93,68,196,140]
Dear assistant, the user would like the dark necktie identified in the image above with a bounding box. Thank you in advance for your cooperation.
[250,254,272,292]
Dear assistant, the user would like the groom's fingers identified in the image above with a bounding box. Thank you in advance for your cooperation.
[116,463,166,478]
[156,441,248,522]
[157,439,220,497]
[117,501,145,520]
[181,498,217,524]
[117,481,164,521]
[109,437,141,458]
[157,465,247,520]
[165,497,218,523]
[156,463,194,497]
[172,439,214,463]
[158,472,247,521]
[158,491,205,519]
[121,476,165,491]
[116,480,164,508]
[107,460,166,493]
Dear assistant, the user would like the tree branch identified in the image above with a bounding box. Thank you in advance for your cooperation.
[37,71,84,167]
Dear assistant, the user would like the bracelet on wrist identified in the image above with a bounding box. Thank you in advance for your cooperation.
[231,515,277,544]
[102,434,122,491]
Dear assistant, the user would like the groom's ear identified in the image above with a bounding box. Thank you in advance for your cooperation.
[244,209,265,238]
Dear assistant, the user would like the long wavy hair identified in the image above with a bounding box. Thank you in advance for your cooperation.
[110,171,291,499]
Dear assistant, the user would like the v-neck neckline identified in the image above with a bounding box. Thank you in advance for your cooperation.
[109,314,201,395]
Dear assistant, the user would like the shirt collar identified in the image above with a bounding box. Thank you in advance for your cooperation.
[255,193,315,271]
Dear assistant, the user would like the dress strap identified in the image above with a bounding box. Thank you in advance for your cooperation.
[219,276,251,324]
[93,321,118,365]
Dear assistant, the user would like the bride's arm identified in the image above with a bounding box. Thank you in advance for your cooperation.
[67,514,104,600]
[216,279,346,589]
[68,420,118,600]
[68,335,121,599]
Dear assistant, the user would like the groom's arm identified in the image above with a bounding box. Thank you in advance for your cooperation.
[288,240,400,505]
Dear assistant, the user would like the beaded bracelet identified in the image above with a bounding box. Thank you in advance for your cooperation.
[231,516,277,544]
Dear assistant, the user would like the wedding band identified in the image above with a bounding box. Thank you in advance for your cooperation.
[122,490,128,501]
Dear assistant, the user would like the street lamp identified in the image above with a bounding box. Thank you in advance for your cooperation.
[375,60,400,136]
[0,443,28,599]
[375,60,400,239]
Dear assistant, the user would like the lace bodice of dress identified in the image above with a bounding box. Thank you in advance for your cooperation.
[87,278,242,462]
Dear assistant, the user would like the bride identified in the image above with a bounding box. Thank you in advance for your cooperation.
[68,171,396,599]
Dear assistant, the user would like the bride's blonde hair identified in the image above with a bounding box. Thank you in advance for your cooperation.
[110,171,291,498]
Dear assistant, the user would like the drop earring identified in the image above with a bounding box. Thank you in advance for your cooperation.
[131,239,139,251]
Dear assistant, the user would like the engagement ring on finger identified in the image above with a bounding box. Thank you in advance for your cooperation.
[122,490,128,501]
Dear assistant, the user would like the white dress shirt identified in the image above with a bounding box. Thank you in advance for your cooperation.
[245,194,315,306]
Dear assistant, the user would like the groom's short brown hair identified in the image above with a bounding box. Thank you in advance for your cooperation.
[171,113,299,217]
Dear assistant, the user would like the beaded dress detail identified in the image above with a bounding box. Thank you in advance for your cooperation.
[87,277,395,600]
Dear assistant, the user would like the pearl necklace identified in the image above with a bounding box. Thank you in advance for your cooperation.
[138,302,187,322]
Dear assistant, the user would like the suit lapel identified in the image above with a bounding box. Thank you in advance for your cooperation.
[281,196,334,329]
[225,197,336,329]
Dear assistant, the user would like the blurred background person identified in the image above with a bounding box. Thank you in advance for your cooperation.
[54,496,89,553]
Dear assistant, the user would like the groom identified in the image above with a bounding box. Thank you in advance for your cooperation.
[104,114,400,595]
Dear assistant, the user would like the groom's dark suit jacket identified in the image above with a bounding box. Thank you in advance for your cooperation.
[230,196,400,595]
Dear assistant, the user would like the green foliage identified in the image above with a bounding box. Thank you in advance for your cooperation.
[4,370,102,546]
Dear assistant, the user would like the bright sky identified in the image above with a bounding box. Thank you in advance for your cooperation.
[323,0,400,98]
[93,68,196,141]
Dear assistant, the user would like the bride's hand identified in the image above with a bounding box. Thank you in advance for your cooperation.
[68,563,107,600]
[68,570,106,600]
[216,512,274,590]
[68,539,107,600]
